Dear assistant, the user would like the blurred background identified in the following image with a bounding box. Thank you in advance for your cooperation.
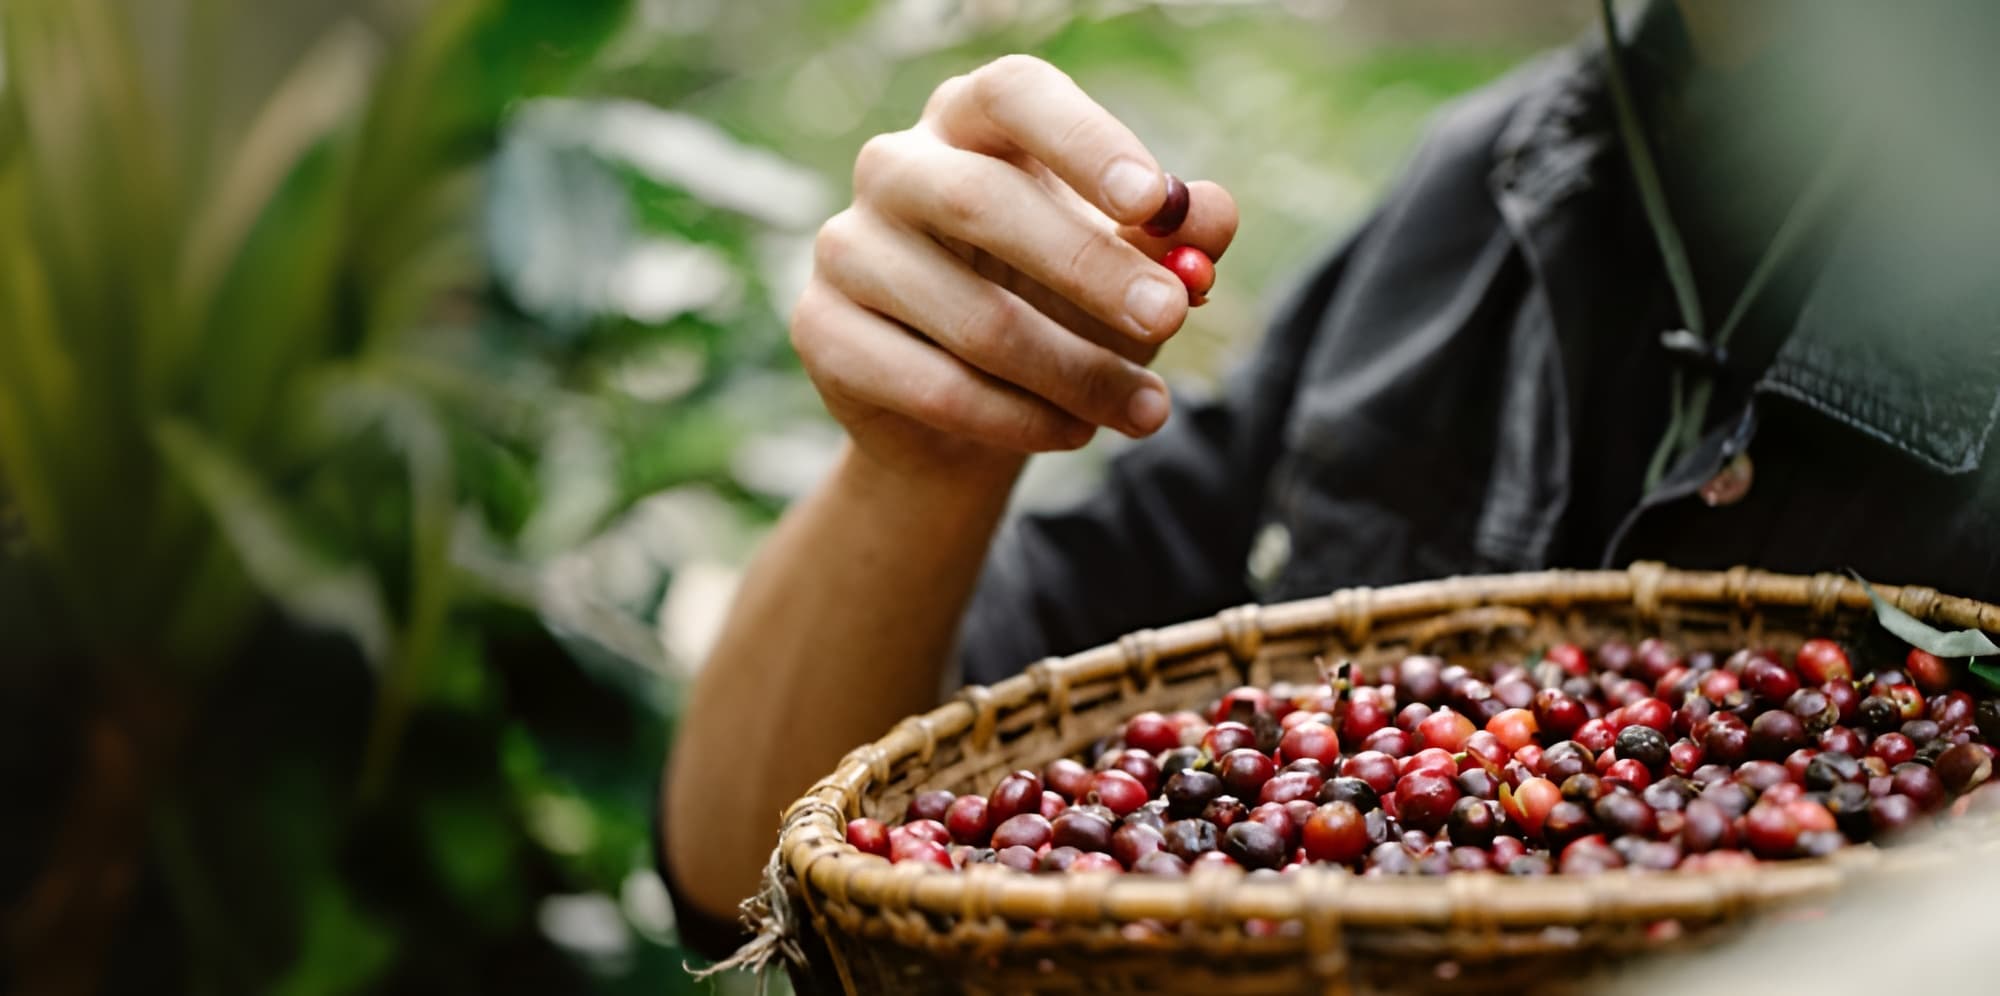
[0,1,1586,992]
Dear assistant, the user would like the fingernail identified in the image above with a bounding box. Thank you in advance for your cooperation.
[1127,384,1170,435]
[1100,158,1159,219]
[1125,275,1178,338]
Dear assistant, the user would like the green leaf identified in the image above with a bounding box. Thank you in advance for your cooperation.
[1850,570,2000,658]
[1970,660,2000,691]
[154,417,393,667]
[270,878,397,996]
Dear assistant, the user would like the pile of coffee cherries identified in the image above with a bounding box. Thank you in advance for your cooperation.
[848,640,2000,877]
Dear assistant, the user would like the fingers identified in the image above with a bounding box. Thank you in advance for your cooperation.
[857,134,1187,344]
[790,278,1098,454]
[1120,180,1240,264]
[817,210,1171,437]
[924,55,1169,227]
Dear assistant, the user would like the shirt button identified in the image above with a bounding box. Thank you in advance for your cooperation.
[1698,452,1754,507]
[1247,521,1291,592]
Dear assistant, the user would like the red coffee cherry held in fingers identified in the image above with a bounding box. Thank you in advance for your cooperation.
[1163,245,1215,303]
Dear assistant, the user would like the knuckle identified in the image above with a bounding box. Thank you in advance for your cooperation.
[1065,352,1129,420]
[950,291,1020,360]
[973,54,1051,112]
[852,132,906,196]
[907,379,967,432]
[1064,225,1126,279]
[922,74,973,121]
[812,209,865,274]
[931,166,992,229]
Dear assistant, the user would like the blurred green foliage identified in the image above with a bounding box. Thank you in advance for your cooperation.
[0,0,1563,993]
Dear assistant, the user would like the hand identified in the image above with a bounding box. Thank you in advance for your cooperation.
[793,54,1238,481]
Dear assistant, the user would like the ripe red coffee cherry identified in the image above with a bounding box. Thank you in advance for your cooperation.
[906,789,956,823]
[1502,777,1561,838]
[1417,708,1476,752]
[1363,726,1415,759]
[990,813,1054,850]
[1279,721,1341,768]
[1545,642,1592,677]
[1887,683,1926,721]
[1217,747,1276,799]
[987,771,1042,823]
[1040,790,1067,820]
[1904,648,1954,695]
[1164,246,1215,303]
[1486,708,1539,752]
[1795,639,1852,684]
[1110,822,1166,868]
[1339,699,1389,744]
[1123,710,1182,754]
[890,834,955,869]
[1533,689,1587,740]
[1743,656,1800,704]
[1090,769,1150,816]
[1742,803,1801,858]
[1575,718,1615,755]
[1341,751,1400,795]
[1870,732,1916,766]
[847,817,891,858]
[1044,758,1095,801]
[1395,771,1462,834]
[1211,686,1271,724]
[1302,801,1371,864]
[945,795,991,845]
[1260,770,1325,806]
[1068,851,1124,874]
[1604,758,1653,790]
[1201,721,1259,759]
[1109,749,1162,795]
[898,819,952,847]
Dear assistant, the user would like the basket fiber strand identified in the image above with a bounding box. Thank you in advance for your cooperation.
[745,563,2000,994]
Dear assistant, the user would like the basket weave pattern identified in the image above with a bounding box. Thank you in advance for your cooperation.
[765,564,2000,994]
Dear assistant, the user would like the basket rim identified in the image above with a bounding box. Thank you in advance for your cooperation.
[773,563,2000,932]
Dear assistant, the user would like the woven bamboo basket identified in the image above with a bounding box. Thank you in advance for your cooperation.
[747,563,2000,994]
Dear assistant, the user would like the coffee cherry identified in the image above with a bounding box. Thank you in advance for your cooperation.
[1051,808,1114,853]
[1259,770,1325,806]
[1142,174,1191,237]
[1744,657,1801,704]
[1201,721,1258,758]
[1218,820,1285,870]
[1668,740,1705,777]
[1871,793,1920,837]
[1132,850,1189,876]
[1701,715,1752,766]
[1869,732,1916,766]
[1933,690,1978,730]
[987,772,1042,823]
[1593,791,1659,839]
[1162,818,1221,861]
[1540,801,1596,851]
[1202,796,1248,830]
[1615,725,1670,772]
[1163,246,1215,303]
[891,834,955,869]
[1339,699,1389,745]
[945,795,992,845]
[1904,648,1954,695]
[1750,710,1807,760]
[1503,777,1561,837]
[1533,689,1587,740]
[1936,742,1994,795]
[1818,725,1866,756]
[907,790,956,824]
[1417,708,1477,752]
[1091,770,1150,816]
[1302,801,1371,863]
[847,817,891,857]
[1317,776,1382,812]
[1575,718,1616,755]
[1887,683,1926,723]
[1123,711,1182,755]
[1823,680,1862,724]
[1459,731,1511,773]
[1743,804,1800,858]
[1559,835,1625,874]
[1456,768,1500,800]
[1446,798,1499,848]
[990,813,1053,850]
[1891,763,1946,811]
[1395,771,1461,834]
[1043,758,1095,801]
[1110,822,1165,868]
[1858,696,1900,733]
[1278,721,1341,768]
[1163,769,1225,820]
[1211,686,1271,724]
[1340,751,1400,795]
[1795,639,1852,684]
[1487,709,1540,752]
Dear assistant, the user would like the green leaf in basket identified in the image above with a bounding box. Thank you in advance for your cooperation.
[1849,570,2000,658]
[1970,659,2000,691]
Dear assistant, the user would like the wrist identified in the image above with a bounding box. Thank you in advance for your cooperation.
[835,438,1024,517]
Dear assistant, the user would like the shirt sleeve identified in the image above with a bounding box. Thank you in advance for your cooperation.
[955,227,1369,687]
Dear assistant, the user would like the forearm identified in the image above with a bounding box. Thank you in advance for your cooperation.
[663,442,1020,916]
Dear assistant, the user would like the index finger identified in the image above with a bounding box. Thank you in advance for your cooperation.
[925,55,1168,227]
